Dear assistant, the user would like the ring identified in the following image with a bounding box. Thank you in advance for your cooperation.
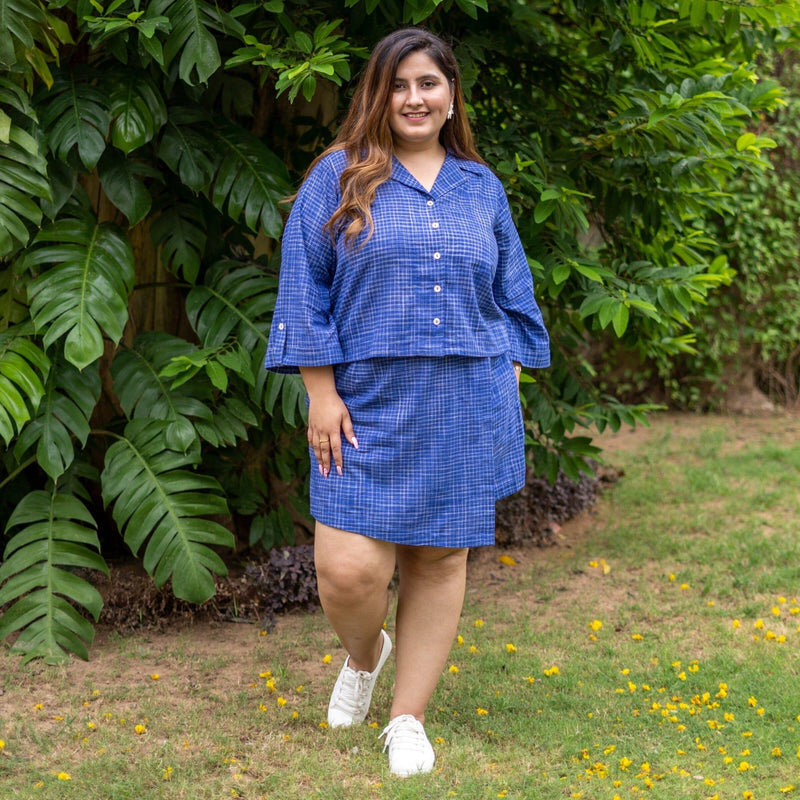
[318,438,329,444]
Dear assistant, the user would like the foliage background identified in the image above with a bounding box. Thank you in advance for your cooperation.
[1,0,799,662]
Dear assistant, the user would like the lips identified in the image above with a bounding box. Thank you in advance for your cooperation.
[403,112,429,118]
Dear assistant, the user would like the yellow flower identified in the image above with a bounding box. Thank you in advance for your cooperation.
[456,635,464,646]
[135,724,147,735]
[498,555,517,566]
[474,619,484,628]
[737,761,752,772]
[476,708,489,716]
[772,606,781,616]
[33,703,43,711]
[743,793,754,800]
[544,665,560,677]
[779,787,795,794]
[258,704,267,712]
[0,740,4,750]
[259,670,272,678]
[589,619,603,632]
[678,672,687,681]
[669,573,676,581]
[754,619,765,629]
[773,747,783,757]
[322,654,332,664]
[277,697,287,707]
[497,791,508,798]
[505,643,517,653]
[470,645,479,654]
[680,583,690,590]
[57,772,71,781]
[619,757,632,771]
[265,678,276,692]
[163,766,173,781]
[435,737,445,744]
[319,721,329,728]
[632,633,643,641]
[449,664,459,674]
[150,673,160,680]
[732,619,741,628]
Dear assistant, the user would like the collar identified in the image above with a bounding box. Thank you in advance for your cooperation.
[390,151,477,198]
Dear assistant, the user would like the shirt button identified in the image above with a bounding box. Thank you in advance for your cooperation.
[278,322,285,330]
[433,284,442,293]
[433,252,441,260]
[432,221,440,229]
[433,317,441,326]
[426,200,434,207]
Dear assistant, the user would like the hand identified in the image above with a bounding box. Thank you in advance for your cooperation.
[300,366,358,478]
[513,361,522,389]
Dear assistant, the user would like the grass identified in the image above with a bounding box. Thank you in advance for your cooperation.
[1,412,800,799]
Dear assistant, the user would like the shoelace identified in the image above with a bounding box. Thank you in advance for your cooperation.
[333,667,371,716]
[379,714,426,753]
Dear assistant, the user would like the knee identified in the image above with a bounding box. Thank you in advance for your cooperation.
[315,549,392,604]
[398,547,468,583]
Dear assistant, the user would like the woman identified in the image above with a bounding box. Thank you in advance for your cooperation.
[265,27,549,777]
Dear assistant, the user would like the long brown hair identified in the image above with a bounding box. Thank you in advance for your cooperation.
[306,28,485,245]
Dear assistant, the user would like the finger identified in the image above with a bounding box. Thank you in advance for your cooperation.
[318,436,331,477]
[330,433,344,477]
[341,412,358,450]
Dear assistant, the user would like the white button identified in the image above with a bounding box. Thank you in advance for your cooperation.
[432,221,440,229]
[427,200,434,207]
[433,317,441,326]
[278,322,285,330]
[433,284,442,293]
[433,252,441,260]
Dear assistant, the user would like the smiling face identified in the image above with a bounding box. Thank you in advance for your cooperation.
[388,49,453,155]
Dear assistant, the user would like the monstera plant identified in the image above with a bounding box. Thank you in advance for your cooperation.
[1,0,798,663]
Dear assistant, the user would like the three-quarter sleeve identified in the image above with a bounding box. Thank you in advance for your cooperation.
[492,187,550,369]
[264,159,345,374]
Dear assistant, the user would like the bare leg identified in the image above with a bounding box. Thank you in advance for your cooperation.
[390,546,469,722]
[314,521,397,671]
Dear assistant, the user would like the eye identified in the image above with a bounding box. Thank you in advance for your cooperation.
[393,81,406,91]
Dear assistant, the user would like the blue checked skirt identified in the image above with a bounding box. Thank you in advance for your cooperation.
[309,354,525,548]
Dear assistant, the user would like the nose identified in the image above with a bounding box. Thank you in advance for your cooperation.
[406,85,422,106]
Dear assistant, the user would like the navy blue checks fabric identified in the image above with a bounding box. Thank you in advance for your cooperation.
[264,150,550,547]
[309,355,524,547]
[264,150,550,373]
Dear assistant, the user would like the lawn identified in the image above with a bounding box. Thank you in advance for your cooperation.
[1,412,800,799]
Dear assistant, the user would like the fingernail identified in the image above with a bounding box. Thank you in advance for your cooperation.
[323,468,329,478]
[352,436,359,450]
[319,464,324,475]
[337,466,343,477]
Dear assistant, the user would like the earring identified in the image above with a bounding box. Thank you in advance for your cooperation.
[447,102,454,120]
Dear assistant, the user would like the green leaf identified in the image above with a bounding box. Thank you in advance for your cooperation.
[14,352,100,479]
[97,149,154,227]
[151,0,245,85]
[101,418,234,603]
[0,487,107,664]
[150,202,208,284]
[0,326,50,446]
[209,124,291,238]
[108,70,167,154]
[24,208,135,370]
[157,107,216,192]
[36,67,110,170]
[0,80,51,257]
[111,331,213,449]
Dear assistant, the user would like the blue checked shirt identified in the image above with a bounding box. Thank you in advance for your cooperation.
[264,149,550,373]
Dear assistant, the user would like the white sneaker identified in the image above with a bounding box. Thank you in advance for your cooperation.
[380,714,436,777]
[327,629,392,728]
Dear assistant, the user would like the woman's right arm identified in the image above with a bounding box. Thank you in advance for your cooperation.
[300,365,358,478]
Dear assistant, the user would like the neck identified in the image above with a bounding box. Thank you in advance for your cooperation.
[393,141,447,162]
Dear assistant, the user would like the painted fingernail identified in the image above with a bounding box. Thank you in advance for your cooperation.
[352,436,359,449]
[337,466,343,477]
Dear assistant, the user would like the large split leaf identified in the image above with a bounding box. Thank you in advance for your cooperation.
[0,324,50,446]
[24,207,135,370]
[101,418,234,604]
[0,487,108,664]
[150,0,245,85]
[0,77,51,257]
[14,352,101,479]
[111,331,212,452]
[37,66,109,170]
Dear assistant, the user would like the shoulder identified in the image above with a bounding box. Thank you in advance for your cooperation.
[450,156,505,197]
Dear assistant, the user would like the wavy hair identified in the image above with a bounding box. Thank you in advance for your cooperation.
[305,28,485,246]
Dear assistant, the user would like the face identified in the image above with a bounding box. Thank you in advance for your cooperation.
[388,50,453,153]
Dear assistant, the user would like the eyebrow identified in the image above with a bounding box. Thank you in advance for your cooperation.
[394,73,442,82]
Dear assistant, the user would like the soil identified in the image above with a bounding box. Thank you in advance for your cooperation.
[2,411,796,719]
